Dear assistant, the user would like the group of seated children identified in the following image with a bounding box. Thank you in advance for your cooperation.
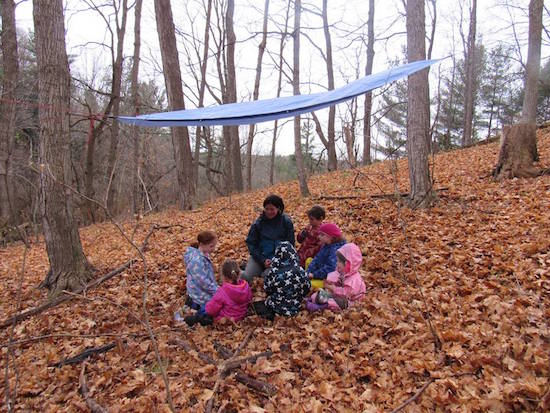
[178,205,366,326]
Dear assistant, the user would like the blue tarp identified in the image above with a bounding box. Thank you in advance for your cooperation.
[118,59,441,127]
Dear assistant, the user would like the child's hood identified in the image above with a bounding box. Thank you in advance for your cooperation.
[337,243,363,273]
[184,246,203,265]
[221,280,251,303]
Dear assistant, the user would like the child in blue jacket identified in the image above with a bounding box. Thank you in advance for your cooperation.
[307,223,346,289]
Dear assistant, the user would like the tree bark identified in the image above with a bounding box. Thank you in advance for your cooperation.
[225,0,243,192]
[0,0,19,226]
[493,123,541,179]
[131,0,143,216]
[33,0,92,295]
[245,0,270,191]
[154,0,195,210]
[406,0,435,208]
[322,0,337,171]
[106,0,129,216]
[362,0,375,166]
[293,0,310,197]
[462,0,477,147]
[521,0,543,125]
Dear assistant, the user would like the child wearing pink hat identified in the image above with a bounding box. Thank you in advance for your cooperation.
[306,222,346,289]
[306,243,366,312]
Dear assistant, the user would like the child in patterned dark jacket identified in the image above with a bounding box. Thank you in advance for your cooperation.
[252,241,310,319]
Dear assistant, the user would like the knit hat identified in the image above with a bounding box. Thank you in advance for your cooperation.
[318,222,342,239]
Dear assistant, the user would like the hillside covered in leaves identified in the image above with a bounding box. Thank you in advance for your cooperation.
[1,129,549,412]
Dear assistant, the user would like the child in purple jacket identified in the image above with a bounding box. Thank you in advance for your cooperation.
[185,260,252,326]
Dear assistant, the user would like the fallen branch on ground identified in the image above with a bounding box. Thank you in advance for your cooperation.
[0,224,160,330]
[170,335,277,408]
[50,342,116,368]
[390,377,435,413]
[79,363,109,413]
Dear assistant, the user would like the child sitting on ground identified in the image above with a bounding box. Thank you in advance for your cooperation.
[306,243,366,312]
[185,260,252,326]
[252,241,311,320]
[296,205,325,268]
[183,231,219,310]
[307,223,347,289]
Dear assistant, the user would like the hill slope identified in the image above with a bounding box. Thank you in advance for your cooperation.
[1,130,549,412]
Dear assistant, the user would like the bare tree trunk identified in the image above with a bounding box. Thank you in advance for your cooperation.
[521,0,543,124]
[33,0,92,295]
[225,0,243,192]
[0,0,19,226]
[406,0,435,208]
[131,0,143,216]
[293,0,310,197]
[194,0,213,189]
[270,1,292,186]
[322,0,337,171]
[362,0,375,166]
[245,0,269,191]
[106,0,129,216]
[462,0,477,146]
[494,0,543,180]
[154,0,195,210]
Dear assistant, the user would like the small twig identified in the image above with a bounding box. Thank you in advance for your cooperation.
[50,343,116,368]
[390,377,435,413]
[220,351,272,373]
[0,331,153,349]
[79,363,109,413]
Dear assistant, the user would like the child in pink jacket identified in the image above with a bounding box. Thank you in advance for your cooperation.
[185,260,252,326]
[205,259,252,322]
[306,243,366,312]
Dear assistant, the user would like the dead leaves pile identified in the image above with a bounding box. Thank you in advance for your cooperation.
[1,130,549,412]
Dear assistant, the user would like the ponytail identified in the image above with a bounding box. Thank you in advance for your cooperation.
[221,259,240,284]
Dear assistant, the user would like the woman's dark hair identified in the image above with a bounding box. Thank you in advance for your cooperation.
[190,230,217,248]
[263,194,284,213]
[307,205,326,220]
[221,259,240,284]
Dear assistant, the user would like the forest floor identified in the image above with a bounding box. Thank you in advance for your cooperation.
[1,129,550,412]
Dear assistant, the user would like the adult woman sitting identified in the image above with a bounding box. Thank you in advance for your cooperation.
[242,194,295,283]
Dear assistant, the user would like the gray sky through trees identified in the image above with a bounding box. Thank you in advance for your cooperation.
[13,0,549,156]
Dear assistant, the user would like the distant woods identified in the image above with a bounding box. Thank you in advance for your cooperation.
[1,0,549,229]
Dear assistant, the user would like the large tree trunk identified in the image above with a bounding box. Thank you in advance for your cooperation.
[154,0,195,210]
[322,0,337,171]
[225,0,243,192]
[0,0,19,226]
[106,0,129,216]
[245,0,269,191]
[493,124,541,179]
[293,0,310,197]
[131,0,143,216]
[494,0,543,180]
[33,0,92,295]
[462,0,477,147]
[362,0,375,166]
[406,0,435,208]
